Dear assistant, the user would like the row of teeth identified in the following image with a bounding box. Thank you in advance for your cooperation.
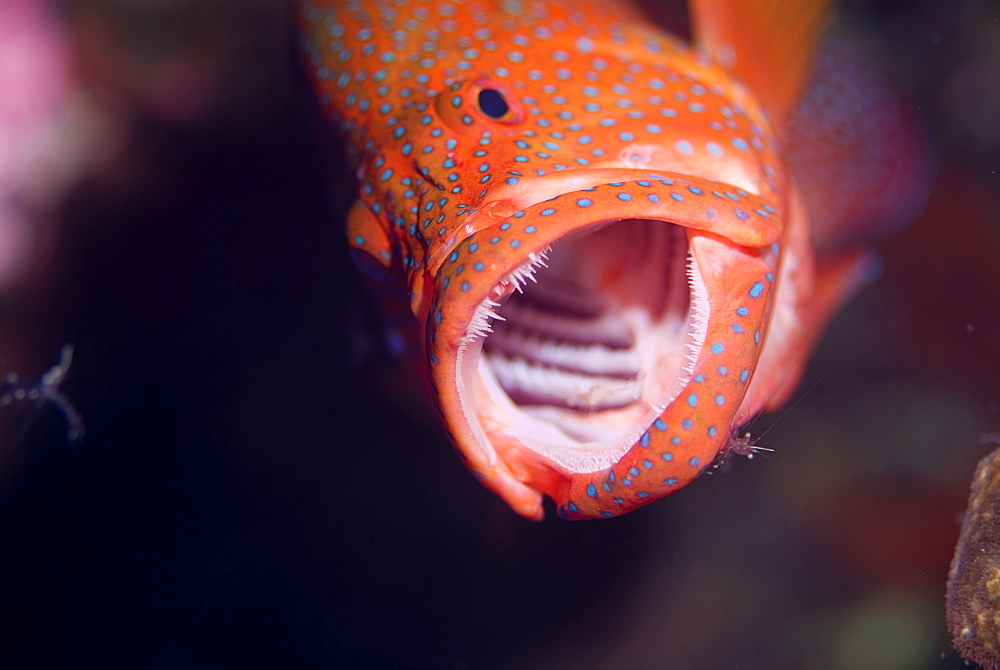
[461,249,551,346]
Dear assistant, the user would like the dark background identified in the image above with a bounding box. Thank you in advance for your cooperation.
[1,0,998,667]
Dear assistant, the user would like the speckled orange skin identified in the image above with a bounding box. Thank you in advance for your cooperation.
[298,0,864,519]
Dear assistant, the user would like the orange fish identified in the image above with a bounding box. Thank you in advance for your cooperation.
[298,0,874,520]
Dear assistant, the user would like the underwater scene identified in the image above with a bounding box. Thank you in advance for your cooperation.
[0,0,998,667]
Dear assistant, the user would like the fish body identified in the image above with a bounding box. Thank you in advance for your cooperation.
[298,0,871,520]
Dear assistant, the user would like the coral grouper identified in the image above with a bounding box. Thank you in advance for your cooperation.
[297,0,883,520]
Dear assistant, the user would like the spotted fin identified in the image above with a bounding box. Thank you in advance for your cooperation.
[783,33,934,248]
[689,0,832,125]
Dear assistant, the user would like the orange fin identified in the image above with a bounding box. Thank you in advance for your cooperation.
[689,0,832,125]
[346,199,394,280]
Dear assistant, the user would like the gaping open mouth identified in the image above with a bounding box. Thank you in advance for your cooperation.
[458,217,709,474]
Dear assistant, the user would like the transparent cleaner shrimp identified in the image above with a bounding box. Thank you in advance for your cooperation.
[708,429,775,473]
[2,344,84,443]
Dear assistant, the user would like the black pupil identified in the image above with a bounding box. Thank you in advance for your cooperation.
[478,89,510,119]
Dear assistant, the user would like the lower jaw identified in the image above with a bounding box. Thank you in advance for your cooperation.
[456,218,706,477]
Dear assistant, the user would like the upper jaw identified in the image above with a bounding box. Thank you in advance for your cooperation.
[422,167,779,283]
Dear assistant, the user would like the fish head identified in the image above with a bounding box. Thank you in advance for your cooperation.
[301,2,800,520]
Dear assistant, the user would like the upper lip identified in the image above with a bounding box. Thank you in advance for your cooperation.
[432,170,778,304]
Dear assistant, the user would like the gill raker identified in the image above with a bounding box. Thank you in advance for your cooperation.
[298,0,874,520]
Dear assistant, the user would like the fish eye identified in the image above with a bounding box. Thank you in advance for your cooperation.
[436,80,522,128]
[477,88,511,120]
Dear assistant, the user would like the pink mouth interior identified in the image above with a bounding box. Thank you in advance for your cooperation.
[460,218,709,473]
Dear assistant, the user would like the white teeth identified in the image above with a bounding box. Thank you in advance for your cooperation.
[462,298,504,345]
[683,249,709,380]
[488,352,642,411]
[486,327,641,377]
[462,249,551,349]
[507,248,550,292]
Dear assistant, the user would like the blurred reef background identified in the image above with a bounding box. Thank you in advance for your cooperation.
[0,0,998,667]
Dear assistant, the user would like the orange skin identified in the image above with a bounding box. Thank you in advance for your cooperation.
[298,0,868,519]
